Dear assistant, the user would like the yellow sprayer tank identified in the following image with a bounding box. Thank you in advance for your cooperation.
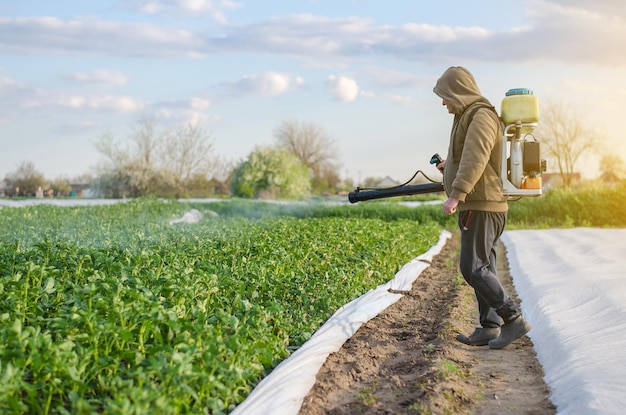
[500,88,539,133]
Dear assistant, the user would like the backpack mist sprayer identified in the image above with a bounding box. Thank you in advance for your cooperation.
[348,88,546,204]
[499,88,546,196]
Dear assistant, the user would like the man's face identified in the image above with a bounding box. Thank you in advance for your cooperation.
[442,99,455,114]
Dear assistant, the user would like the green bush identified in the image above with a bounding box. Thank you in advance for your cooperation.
[507,181,626,228]
[230,146,311,199]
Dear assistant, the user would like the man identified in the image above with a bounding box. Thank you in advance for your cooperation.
[433,66,531,349]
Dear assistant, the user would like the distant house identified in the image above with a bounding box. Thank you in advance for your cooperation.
[0,180,16,197]
[376,176,400,188]
[68,181,91,197]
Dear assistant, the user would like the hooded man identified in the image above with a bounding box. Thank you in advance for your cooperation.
[433,66,531,349]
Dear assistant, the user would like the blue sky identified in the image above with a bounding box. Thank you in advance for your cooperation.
[1,0,624,183]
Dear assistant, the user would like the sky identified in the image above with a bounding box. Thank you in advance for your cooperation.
[1,0,625,184]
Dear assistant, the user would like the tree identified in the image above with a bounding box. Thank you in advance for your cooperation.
[94,119,164,197]
[93,118,217,198]
[160,124,215,197]
[6,161,47,196]
[49,177,72,196]
[336,176,355,193]
[313,165,342,194]
[274,119,341,193]
[130,117,163,170]
[210,157,237,195]
[231,145,311,199]
[92,162,164,198]
[97,117,162,173]
[598,154,625,183]
[536,100,602,187]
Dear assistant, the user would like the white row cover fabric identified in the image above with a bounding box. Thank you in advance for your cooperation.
[502,228,626,415]
[230,230,452,415]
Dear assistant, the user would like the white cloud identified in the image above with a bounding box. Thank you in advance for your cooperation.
[60,96,86,109]
[358,89,413,105]
[217,71,301,97]
[137,2,163,14]
[1,75,145,116]
[186,111,210,126]
[65,70,129,87]
[217,14,492,59]
[517,0,626,65]
[326,75,359,102]
[529,0,626,21]
[2,3,626,66]
[0,16,207,58]
[211,5,626,66]
[157,96,211,110]
[253,72,290,95]
[0,76,21,91]
[152,96,217,126]
[132,0,241,23]
[156,108,213,126]
[57,95,145,113]
[189,97,211,110]
[179,0,239,12]
[94,96,144,112]
[0,77,218,134]
[0,76,47,111]
[360,67,429,89]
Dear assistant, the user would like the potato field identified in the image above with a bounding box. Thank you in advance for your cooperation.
[0,199,446,414]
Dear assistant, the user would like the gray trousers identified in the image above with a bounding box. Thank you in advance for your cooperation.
[458,210,520,328]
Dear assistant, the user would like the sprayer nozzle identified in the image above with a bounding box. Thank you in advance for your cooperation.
[430,153,443,165]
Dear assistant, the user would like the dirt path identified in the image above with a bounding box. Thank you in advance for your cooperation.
[299,233,556,414]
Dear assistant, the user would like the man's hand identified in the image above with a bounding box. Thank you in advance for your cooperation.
[436,159,446,173]
[443,197,459,215]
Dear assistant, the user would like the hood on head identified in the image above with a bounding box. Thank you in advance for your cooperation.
[433,66,483,114]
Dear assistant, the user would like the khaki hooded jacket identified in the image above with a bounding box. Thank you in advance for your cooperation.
[433,66,508,213]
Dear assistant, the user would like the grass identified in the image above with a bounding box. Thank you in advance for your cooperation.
[436,359,462,380]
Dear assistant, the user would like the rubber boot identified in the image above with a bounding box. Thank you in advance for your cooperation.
[456,327,500,346]
[488,316,531,349]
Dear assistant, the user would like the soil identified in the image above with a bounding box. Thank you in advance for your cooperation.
[298,232,557,415]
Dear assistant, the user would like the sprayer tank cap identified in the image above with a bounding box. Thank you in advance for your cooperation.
[506,88,533,96]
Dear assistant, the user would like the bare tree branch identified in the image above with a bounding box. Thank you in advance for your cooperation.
[536,100,601,187]
[160,124,215,196]
[274,119,340,175]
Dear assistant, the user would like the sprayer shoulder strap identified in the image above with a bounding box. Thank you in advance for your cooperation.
[453,101,501,179]
[453,101,500,163]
